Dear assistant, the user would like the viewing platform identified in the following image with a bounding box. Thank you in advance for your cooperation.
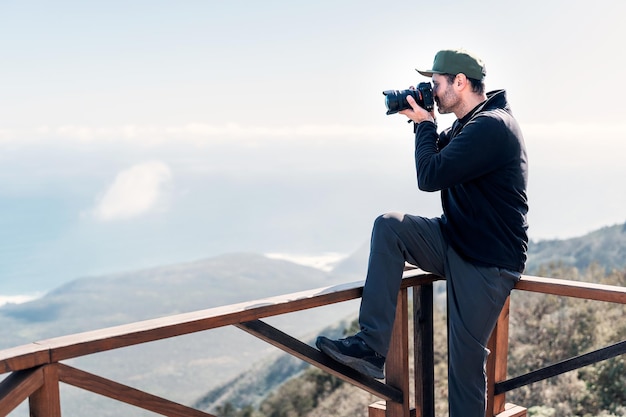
[1,266,625,417]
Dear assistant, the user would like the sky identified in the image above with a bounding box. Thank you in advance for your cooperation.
[1,0,625,295]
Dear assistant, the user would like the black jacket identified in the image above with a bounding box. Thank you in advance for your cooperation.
[414,90,529,272]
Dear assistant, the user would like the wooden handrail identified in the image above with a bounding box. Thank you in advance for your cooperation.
[0,271,440,375]
[515,275,626,304]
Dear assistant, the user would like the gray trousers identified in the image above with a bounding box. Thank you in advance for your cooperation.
[355,213,519,417]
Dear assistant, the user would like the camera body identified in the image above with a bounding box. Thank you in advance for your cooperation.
[383,82,434,115]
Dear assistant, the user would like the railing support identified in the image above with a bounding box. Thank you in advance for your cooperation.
[29,364,61,417]
[486,298,528,417]
[486,297,512,416]
[386,287,410,417]
[237,320,402,403]
[413,283,435,417]
[369,287,411,417]
[0,367,44,416]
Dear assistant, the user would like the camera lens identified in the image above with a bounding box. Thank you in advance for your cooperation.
[383,90,413,115]
[383,83,433,115]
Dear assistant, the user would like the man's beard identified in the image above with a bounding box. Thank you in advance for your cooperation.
[435,97,451,114]
[435,87,458,115]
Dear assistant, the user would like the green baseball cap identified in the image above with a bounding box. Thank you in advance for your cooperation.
[416,49,486,80]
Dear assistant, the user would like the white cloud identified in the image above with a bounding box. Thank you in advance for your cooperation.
[0,293,42,307]
[93,161,172,222]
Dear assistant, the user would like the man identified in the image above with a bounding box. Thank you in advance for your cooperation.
[316,49,529,417]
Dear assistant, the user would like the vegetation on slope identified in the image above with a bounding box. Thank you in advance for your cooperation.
[507,263,626,416]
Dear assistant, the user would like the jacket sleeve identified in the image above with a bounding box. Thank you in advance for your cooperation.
[414,113,513,192]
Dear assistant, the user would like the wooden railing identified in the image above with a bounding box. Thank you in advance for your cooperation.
[488,275,626,416]
[1,268,625,417]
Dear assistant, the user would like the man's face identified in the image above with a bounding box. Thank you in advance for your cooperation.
[432,73,459,115]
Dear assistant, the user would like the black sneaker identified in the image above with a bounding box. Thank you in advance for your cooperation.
[315,335,385,379]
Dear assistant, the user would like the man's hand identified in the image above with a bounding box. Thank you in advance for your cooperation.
[399,95,436,125]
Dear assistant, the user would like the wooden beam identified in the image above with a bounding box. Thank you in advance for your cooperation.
[486,297,510,416]
[0,367,44,416]
[369,400,418,417]
[0,273,441,375]
[29,364,61,417]
[495,339,626,395]
[235,320,403,403]
[57,363,215,417]
[0,344,50,374]
[413,283,435,417]
[369,400,387,417]
[385,288,410,417]
[516,275,626,304]
[496,403,527,417]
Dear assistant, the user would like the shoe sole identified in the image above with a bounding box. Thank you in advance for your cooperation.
[316,337,385,380]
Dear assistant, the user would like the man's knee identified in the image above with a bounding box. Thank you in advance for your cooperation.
[373,212,405,233]
[369,212,407,256]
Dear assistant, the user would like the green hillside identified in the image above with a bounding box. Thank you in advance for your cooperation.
[526,223,626,273]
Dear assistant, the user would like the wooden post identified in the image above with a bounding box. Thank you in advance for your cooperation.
[369,400,386,417]
[414,283,435,417]
[486,297,510,416]
[370,288,410,417]
[29,364,61,417]
[385,287,410,417]
[496,403,527,417]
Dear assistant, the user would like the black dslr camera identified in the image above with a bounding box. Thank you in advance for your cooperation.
[383,82,434,115]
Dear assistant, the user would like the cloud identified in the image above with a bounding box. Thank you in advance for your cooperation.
[93,161,172,222]
[0,123,399,147]
[0,293,42,307]
[3,121,626,149]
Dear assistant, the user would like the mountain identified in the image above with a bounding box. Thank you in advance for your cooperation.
[0,252,361,417]
[328,222,626,276]
[526,222,626,274]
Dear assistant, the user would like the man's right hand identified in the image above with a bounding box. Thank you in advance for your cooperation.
[400,95,436,125]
